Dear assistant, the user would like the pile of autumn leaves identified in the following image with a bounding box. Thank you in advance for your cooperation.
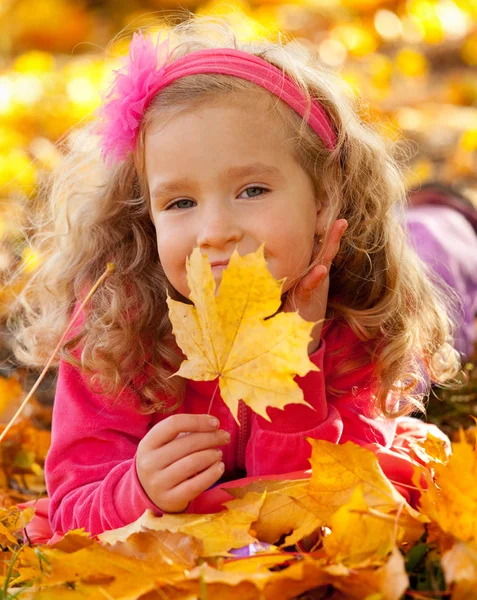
[2,434,477,599]
[1,248,477,599]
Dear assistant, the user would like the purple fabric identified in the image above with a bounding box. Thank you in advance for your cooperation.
[405,204,477,358]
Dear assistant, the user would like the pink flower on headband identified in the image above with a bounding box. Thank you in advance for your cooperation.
[96,32,170,164]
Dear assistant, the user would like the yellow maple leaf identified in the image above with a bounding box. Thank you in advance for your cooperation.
[167,246,317,422]
[227,479,323,545]
[411,431,450,466]
[323,484,424,567]
[14,542,179,597]
[171,557,332,600]
[295,440,420,520]
[99,493,264,556]
[415,439,477,543]
[0,505,34,547]
[327,546,409,600]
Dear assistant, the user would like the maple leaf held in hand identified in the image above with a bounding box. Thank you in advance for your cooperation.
[167,246,318,422]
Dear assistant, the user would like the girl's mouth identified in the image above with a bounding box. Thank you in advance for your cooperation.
[210,260,230,267]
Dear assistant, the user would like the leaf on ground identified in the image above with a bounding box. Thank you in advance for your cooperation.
[50,529,95,552]
[411,431,451,465]
[14,539,186,595]
[0,376,23,420]
[0,505,34,547]
[106,529,203,568]
[415,439,477,543]
[99,493,264,556]
[300,439,414,521]
[327,546,409,600]
[323,484,424,567]
[165,556,332,600]
[167,246,317,422]
[441,540,477,600]
[227,479,323,545]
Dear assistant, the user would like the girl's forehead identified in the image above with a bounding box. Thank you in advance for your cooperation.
[145,89,292,141]
[145,101,293,166]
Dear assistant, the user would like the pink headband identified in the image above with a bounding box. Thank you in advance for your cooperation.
[97,32,337,164]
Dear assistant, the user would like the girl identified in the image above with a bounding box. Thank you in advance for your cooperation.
[10,17,460,536]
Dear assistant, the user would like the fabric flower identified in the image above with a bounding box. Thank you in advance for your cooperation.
[95,32,171,165]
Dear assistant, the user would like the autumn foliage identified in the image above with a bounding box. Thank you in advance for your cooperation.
[0,249,476,599]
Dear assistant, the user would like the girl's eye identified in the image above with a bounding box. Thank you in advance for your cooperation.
[167,199,196,210]
[240,186,268,199]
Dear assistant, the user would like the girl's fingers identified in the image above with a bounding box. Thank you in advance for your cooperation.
[297,265,328,294]
[154,429,231,470]
[160,448,224,491]
[321,219,348,268]
[291,218,347,298]
[165,460,225,508]
[140,413,220,453]
[282,265,327,314]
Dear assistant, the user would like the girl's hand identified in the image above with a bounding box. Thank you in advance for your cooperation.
[136,414,230,513]
[283,219,348,354]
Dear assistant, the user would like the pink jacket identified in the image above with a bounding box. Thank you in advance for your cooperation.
[45,319,441,535]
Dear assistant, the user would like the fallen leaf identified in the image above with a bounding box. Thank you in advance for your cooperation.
[441,540,477,600]
[0,376,23,421]
[323,485,423,567]
[416,440,477,543]
[100,493,264,556]
[50,529,95,552]
[227,479,323,545]
[14,539,186,596]
[167,246,317,422]
[411,431,451,465]
[164,556,332,600]
[107,529,203,568]
[0,505,34,547]
[300,440,413,520]
[327,546,409,600]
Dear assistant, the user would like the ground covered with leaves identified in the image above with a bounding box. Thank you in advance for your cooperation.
[0,344,475,600]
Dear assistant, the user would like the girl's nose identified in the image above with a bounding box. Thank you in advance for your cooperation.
[196,206,243,250]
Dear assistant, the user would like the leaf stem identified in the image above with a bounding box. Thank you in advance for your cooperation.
[0,263,115,444]
[207,383,220,415]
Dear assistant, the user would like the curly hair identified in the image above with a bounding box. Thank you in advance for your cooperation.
[8,16,460,416]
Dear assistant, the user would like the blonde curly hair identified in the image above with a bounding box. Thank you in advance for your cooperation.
[8,16,460,416]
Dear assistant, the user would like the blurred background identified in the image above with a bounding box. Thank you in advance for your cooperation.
[0,0,476,503]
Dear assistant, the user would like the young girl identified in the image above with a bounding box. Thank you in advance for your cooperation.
[10,17,460,537]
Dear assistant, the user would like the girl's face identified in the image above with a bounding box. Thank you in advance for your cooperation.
[145,95,322,298]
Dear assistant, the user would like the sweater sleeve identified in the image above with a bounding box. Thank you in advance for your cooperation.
[45,359,163,536]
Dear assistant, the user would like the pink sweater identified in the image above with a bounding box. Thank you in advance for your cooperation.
[46,319,441,535]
